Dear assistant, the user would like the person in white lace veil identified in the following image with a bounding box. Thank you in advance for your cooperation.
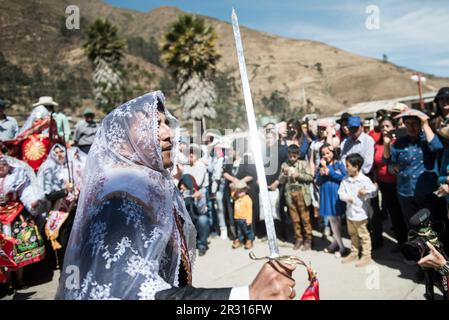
[18,105,50,136]
[56,91,298,300]
[36,144,85,267]
[55,91,198,300]
[0,156,46,290]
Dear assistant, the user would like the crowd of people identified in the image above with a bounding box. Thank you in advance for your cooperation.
[173,86,449,273]
[2,86,449,298]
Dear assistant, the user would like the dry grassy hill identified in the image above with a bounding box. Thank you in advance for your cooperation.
[0,0,447,125]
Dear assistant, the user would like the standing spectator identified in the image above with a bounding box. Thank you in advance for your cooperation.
[309,119,340,238]
[178,174,209,257]
[275,121,292,242]
[182,144,210,255]
[74,108,99,154]
[259,130,283,239]
[286,119,310,160]
[383,110,447,244]
[222,139,257,240]
[0,98,18,141]
[338,153,377,267]
[207,143,225,238]
[231,181,254,250]
[276,121,288,148]
[279,144,314,251]
[373,116,408,247]
[32,97,70,143]
[316,143,348,256]
[340,116,375,175]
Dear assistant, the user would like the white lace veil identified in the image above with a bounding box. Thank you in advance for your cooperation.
[1,156,44,214]
[37,144,88,194]
[19,105,50,135]
[56,91,197,300]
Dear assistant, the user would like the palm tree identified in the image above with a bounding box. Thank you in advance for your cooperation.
[162,14,220,127]
[83,19,126,112]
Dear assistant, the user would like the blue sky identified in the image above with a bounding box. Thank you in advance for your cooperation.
[105,0,449,77]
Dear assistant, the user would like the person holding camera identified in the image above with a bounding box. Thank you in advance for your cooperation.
[418,242,449,276]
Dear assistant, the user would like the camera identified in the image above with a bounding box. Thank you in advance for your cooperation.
[401,208,444,264]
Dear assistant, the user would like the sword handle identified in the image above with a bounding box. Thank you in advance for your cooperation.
[249,251,307,267]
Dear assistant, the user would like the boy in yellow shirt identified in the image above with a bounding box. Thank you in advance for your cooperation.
[232,180,254,249]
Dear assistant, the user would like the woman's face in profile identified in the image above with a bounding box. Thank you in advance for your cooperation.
[158,111,174,169]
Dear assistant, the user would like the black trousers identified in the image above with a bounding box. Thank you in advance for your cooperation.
[369,195,383,246]
[378,182,408,245]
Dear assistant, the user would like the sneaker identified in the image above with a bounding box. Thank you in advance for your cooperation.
[293,239,303,250]
[232,239,242,249]
[341,253,358,264]
[244,240,254,250]
[301,240,312,251]
[355,256,373,268]
[198,248,207,256]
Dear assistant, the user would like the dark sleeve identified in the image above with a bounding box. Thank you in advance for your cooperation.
[223,163,233,176]
[155,286,232,300]
[46,189,67,202]
[299,139,310,160]
[315,168,323,186]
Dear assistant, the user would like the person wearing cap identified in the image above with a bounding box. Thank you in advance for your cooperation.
[340,116,375,175]
[0,98,19,141]
[363,119,371,134]
[383,110,449,252]
[231,180,254,249]
[74,108,99,154]
[32,96,71,143]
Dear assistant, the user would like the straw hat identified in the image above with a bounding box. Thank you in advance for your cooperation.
[33,96,59,107]
[234,180,248,190]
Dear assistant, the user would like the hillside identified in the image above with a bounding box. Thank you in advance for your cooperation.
[0,0,447,126]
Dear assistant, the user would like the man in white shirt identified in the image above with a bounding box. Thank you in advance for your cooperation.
[340,116,375,175]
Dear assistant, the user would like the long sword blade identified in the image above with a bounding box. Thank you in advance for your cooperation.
[231,8,279,258]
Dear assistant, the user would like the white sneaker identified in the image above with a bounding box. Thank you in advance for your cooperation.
[220,228,228,240]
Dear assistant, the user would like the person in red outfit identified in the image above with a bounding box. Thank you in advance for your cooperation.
[372,116,408,247]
